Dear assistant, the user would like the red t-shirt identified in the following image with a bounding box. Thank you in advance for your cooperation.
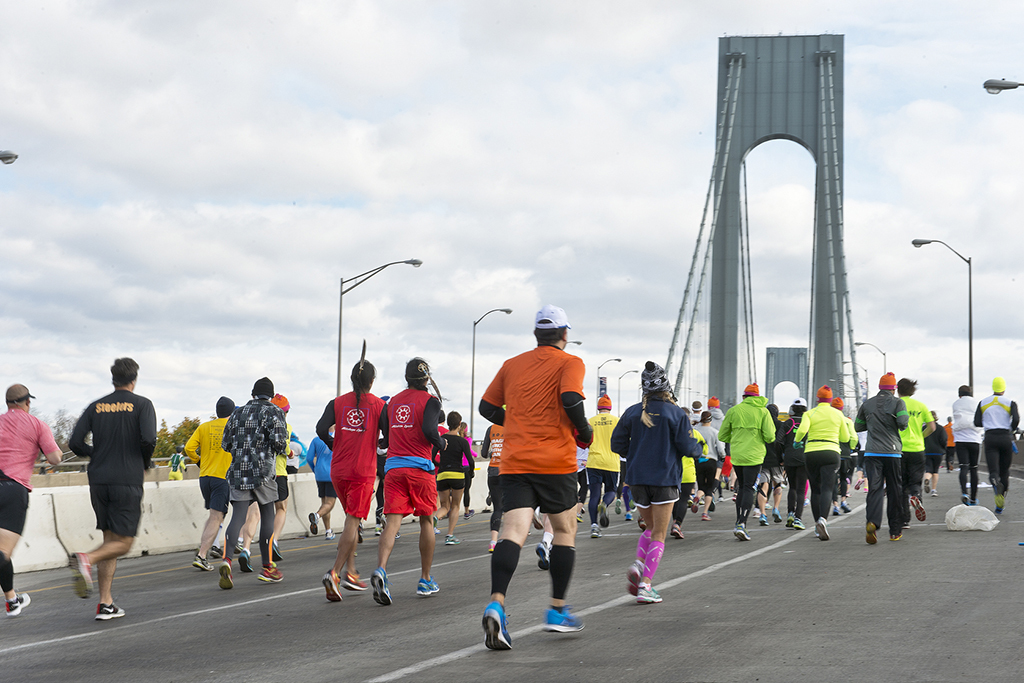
[330,392,385,481]
[388,388,434,461]
[0,409,60,490]
[481,345,586,475]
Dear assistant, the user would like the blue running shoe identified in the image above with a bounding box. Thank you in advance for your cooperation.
[483,601,512,650]
[536,542,550,571]
[543,605,584,633]
[416,576,439,596]
[371,568,392,606]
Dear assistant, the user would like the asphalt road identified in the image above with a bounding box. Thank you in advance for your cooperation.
[4,470,1022,683]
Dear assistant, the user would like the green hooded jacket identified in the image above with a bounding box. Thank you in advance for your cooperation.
[718,396,776,466]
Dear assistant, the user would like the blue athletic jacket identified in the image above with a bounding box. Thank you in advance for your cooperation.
[610,398,700,487]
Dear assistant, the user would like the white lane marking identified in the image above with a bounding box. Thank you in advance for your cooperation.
[0,554,489,657]
[366,504,867,683]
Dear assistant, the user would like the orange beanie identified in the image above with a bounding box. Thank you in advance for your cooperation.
[597,395,612,410]
[830,397,844,409]
[708,397,720,408]
[879,373,896,391]
[816,385,833,402]
[743,384,759,397]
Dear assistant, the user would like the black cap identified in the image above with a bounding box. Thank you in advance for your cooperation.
[216,396,236,418]
[252,377,274,399]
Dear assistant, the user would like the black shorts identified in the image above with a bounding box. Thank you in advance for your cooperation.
[436,477,466,492]
[316,480,337,499]
[630,484,680,508]
[924,453,944,474]
[376,453,386,480]
[0,480,30,535]
[199,476,230,514]
[90,483,144,537]
[500,472,578,515]
[276,476,289,502]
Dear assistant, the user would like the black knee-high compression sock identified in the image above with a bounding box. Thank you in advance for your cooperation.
[490,540,521,597]
[549,545,575,601]
[0,551,14,593]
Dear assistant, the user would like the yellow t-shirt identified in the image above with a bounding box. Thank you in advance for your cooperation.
[184,417,232,479]
[587,412,620,471]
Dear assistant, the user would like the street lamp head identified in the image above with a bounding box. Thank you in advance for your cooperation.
[0,150,18,165]
[567,340,582,346]
[984,79,1020,95]
[613,358,622,362]
[499,308,512,314]
[911,239,932,248]
[405,259,423,267]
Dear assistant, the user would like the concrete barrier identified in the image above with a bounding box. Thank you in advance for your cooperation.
[135,480,211,555]
[13,493,70,572]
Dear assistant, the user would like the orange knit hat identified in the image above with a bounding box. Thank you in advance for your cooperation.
[879,373,896,391]
[708,397,720,408]
[271,393,290,413]
[830,397,844,409]
[597,395,612,410]
[816,385,833,402]
[743,384,759,397]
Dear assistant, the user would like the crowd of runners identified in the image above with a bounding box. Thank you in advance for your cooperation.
[0,306,1019,654]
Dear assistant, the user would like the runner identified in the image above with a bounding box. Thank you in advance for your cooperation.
[461,422,477,519]
[270,393,296,563]
[611,361,698,603]
[943,416,956,473]
[482,422,505,552]
[480,304,591,650]
[794,386,850,541]
[317,354,386,602]
[0,385,63,616]
[831,397,858,514]
[718,384,775,541]
[183,396,236,571]
[781,399,808,529]
[372,358,445,605]
[218,377,288,588]
[694,411,722,521]
[586,394,619,538]
[670,417,705,539]
[974,377,1020,514]
[306,430,337,540]
[436,412,472,545]
[897,378,935,527]
[923,411,947,498]
[755,403,785,526]
[68,358,158,619]
[951,385,982,505]
[854,373,909,542]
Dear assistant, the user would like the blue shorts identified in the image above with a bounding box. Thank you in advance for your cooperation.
[199,476,230,515]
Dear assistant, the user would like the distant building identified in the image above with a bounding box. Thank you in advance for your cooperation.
[765,347,808,404]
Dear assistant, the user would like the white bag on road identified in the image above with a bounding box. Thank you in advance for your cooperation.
[944,504,999,531]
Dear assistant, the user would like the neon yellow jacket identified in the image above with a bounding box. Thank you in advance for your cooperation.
[794,403,850,454]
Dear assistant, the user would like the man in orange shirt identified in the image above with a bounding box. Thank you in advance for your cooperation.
[479,304,593,650]
[943,416,955,473]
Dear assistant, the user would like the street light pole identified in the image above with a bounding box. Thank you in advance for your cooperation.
[597,358,621,406]
[853,341,886,375]
[469,307,513,440]
[912,238,973,389]
[618,370,639,416]
[337,259,422,396]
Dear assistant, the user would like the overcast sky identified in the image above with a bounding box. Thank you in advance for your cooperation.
[3,1,1023,441]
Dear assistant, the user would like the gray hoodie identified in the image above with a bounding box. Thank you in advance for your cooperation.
[854,390,908,456]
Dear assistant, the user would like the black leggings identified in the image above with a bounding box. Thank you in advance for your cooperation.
[695,459,718,497]
[733,465,761,526]
[785,464,808,519]
[577,470,588,504]
[487,474,503,533]
[805,450,840,522]
[835,458,853,501]
[673,483,695,524]
[956,441,980,500]
[224,499,275,568]
[984,431,1014,498]
[463,470,474,509]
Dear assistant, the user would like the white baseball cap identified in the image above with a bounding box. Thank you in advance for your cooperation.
[792,397,808,407]
[535,304,571,329]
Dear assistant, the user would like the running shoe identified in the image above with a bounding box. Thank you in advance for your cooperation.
[792,518,806,531]
[626,559,644,596]
[238,549,253,573]
[889,533,903,541]
[701,512,712,521]
[70,552,93,599]
[434,526,441,535]
[865,522,877,545]
[309,512,320,536]
[532,509,544,530]
[464,509,475,519]
[614,499,622,515]
[95,603,125,620]
[416,576,440,596]
[995,492,1006,510]
[670,523,683,539]
[910,496,927,522]
[854,478,864,490]
[786,513,795,528]
[543,605,584,633]
[961,493,970,505]
[259,566,283,583]
[218,560,233,589]
[832,505,841,518]
[483,601,512,650]
[840,502,852,513]
[690,495,700,514]
[536,542,550,570]
[208,546,223,560]
[636,584,662,604]
[375,524,383,537]
[772,507,782,523]
[371,568,392,606]
[342,572,369,591]
[759,513,769,526]
[576,510,584,523]
[5,593,30,617]
[995,506,1004,515]
[445,535,461,546]
[598,502,609,528]
[709,499,716,512]
[192,554,214,571]
[733,523,750,541]
[637,516,647,531]
[272,542,283,563]
[325,529,336,540]
[488,540,496,553]
[323,570,343,602]
[357,526,363,544]
[234,540,243,554]
[624,511,633,521]
[590,524,602,538]
[930,490,938,498]
[923,479,931,494]
[815,517,830,541]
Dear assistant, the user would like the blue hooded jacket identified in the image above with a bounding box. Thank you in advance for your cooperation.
[610,397,700,487]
